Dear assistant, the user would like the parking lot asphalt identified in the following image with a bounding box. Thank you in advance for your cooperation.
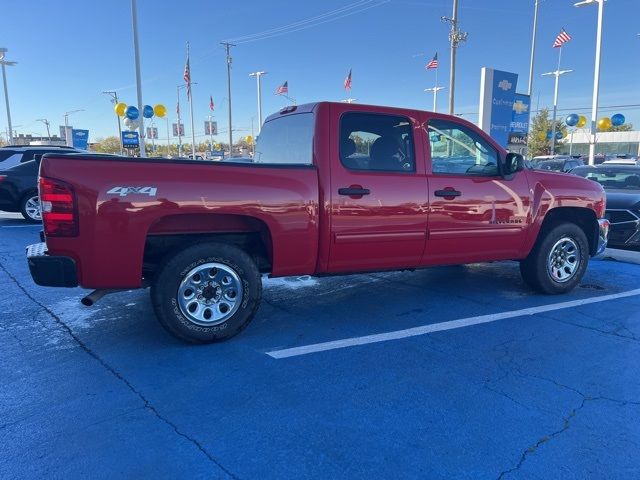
[1,212,639,480]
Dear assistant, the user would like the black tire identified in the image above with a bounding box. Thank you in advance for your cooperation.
[19,192,42,223]
[520,222,589,294]
[151,242,262,343]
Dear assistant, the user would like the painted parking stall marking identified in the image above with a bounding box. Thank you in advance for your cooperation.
[266,288,640,359]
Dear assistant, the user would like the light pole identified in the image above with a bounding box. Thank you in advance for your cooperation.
[575,0,604,166]
[249,71,267,134]
[177,82,197,157]
[221,42,235,157]
[63,110,84,147]
[527,0,540,97]
[130,0,146,157]
[441,0,467,115]
[541,67,572,155]
[102,90,124,154]
[0,48,16,145]
[36,118,51,140]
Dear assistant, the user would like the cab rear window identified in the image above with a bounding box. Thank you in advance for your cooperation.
[254,113,314,165]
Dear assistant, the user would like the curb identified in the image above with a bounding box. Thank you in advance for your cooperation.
[601,248,640,265]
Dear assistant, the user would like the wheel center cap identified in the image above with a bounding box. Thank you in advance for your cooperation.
[201,282,222,302]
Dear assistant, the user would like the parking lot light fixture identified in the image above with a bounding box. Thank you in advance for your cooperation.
[574,0,604,166]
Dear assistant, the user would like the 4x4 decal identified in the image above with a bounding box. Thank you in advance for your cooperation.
[106,186,158,197]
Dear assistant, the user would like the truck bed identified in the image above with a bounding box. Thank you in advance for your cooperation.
[40,155,320,288]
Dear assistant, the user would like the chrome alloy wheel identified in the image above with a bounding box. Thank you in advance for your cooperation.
[177,262,243,326]
[547,237,581,283]
[25,195,42,221]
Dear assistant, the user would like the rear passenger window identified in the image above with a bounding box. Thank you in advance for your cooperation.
[340,113,415,172]
[254,113,313,165]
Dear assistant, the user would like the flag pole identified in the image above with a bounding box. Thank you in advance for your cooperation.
[187,42,196,159]
[434,67,438,112]
[550,45,562,155]
[176,86,182,156]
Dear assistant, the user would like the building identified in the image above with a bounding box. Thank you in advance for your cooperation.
[11,134,67,146]
[558,130,640,156]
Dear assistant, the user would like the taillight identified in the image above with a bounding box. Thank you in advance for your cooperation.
[0,175,6,183]
[39,177,78,237]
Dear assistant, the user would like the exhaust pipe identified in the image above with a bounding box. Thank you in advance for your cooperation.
[81,289,126,306]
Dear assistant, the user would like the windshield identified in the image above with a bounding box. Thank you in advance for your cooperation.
[571,166,640,190]
[532,160,564,171]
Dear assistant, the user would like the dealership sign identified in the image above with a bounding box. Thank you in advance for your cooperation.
[478,68,519,148]
[72,129,89,150]
[121,131,139,148]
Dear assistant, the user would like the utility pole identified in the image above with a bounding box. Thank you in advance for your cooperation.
[442,0,467,115]
[0,48,16,145]
[102,90,124,154]
[221,42,235,158]
[36,118,51,140]
[527,0,540,97]
[249,71,267,134]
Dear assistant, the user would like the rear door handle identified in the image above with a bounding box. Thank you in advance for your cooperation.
[434,189,462,198]
[339,187,370,196]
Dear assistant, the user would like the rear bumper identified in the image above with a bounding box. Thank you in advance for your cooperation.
[595,218,610,256]
[26,242,78,287]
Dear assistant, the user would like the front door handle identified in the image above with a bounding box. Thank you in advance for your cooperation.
[434,189,462,198]
[339,187,370,196]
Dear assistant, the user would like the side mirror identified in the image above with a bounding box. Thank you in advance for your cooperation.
[503,152,524,176]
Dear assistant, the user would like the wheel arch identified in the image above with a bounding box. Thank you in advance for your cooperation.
[536,207,599,256]
[143,213,274,279]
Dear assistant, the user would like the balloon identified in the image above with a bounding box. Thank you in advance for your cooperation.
[143,105,154,119]
[153,104,167,118]
[611,113,625,127]
[577,115,587,128]
[597,117,612,131]
[123,117,139,131]
[565,113,579,127]
[546,130,553,140]
[555,131,564,140]
[114,102,127,117]
[537,132,546,141]
[125,105,139,120]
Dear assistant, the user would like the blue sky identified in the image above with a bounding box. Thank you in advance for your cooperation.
[2,0,639,143]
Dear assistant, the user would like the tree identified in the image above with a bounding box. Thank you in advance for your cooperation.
[609,123,633,132]
[527,108,567,158]
[93,136,122,154]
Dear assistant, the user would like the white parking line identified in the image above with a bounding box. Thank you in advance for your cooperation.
[266,288,640,359]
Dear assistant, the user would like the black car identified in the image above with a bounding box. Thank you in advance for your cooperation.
[531,155,584,173]
[0,146,79,221]
[571,165,640,250]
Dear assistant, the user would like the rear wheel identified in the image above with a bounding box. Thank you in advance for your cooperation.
[151,242,262,343]
[20,193,41,223]
[520,222,589,294]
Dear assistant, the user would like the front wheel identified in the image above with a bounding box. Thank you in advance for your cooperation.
[520,223,589,294]
[151,242,262,343]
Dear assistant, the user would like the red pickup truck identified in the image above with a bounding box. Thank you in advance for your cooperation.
[27,102,609,343]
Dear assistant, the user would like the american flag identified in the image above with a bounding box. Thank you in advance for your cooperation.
[426,53,438,70]
[553,29,572,48]
[344,69,352,91]
[276,81,288,95]
[176,102,180,116]
[183,55,191,99]
[209,95,214,111]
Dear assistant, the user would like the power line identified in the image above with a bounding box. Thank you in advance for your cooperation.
[225,1,389,44]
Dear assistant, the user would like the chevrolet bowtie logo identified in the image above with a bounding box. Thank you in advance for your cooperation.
[498,79,512,91]
[513,100,528,114]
